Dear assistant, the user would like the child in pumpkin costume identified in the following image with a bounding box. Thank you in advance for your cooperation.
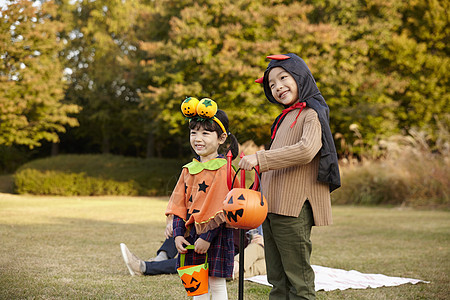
[239,54,341,299]
[166,98,239,300]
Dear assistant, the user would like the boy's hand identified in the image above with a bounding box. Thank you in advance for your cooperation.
[239,154,258,171]
[194,238,210,254]
[175,236,190,254]
[164,222,173,239]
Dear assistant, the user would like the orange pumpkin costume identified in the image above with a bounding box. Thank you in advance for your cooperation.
[166,158,236,235]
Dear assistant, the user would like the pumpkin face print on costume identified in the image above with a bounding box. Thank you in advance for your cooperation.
[268,66,299,106]
[190,127,227,163]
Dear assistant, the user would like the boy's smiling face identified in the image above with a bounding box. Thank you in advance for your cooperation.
[268,67,299,106]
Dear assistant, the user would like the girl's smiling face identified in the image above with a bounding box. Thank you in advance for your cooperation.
[268,67,299,106]
[190,127,227,162]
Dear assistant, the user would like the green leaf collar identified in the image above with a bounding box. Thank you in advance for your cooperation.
[183,158,227,174]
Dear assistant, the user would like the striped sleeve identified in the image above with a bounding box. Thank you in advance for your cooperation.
[257,111,322,172]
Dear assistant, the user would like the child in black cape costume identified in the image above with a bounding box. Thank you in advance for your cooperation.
[262,53,340,192]
[240,53,341,299]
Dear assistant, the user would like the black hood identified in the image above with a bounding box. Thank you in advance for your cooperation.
[263,53,341,192]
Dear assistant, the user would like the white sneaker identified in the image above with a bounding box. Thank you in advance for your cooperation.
[120,243,145,276]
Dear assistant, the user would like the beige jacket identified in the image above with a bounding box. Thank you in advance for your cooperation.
[233,234,266,279]
[256,107,332,226]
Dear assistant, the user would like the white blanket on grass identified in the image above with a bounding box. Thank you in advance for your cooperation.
[246,265,428,291]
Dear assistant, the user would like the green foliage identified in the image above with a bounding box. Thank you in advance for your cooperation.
[2,0,448,159]
[0,0,80,148]
[137,0,282,148]
[312,0,449,152]
[136,0,449,156]
[56,0,144,154]
[13,154,183,196]
[379,1,449,137]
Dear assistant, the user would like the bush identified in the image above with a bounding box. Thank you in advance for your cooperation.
[13,154,183,196]
[332,162,409,206]
[14,169,138,196]
[332,131,450,208]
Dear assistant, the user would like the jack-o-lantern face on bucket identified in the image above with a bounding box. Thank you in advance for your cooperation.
[181,274,201,294]
[179,268,208,296]
[223,188,268,230]
[177,246,209,297]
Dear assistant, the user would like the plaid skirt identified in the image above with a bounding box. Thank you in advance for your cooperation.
[177,223,234,278]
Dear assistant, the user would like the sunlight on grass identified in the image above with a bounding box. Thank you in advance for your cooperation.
[0,194,167,225]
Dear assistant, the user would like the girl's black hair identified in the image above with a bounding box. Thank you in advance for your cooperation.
[189,109,239,160]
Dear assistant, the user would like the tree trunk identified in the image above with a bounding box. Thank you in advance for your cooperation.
[51,142,59,156]
[177,136,184,158]
[102,135,110,154]
[146,131,155,158]
[156,143,162,158]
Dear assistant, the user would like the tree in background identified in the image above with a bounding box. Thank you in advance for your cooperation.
[0,0,80,149]
[137,0,283,158]
[305,0,449,155]
[389,0,449,137]
[56,0,143,154]
[136,0,448,158]
[2,0,448,163]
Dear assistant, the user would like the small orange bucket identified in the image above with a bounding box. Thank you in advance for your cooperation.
[177,245,209,296]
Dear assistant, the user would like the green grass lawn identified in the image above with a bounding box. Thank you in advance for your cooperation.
[0,194,448,299]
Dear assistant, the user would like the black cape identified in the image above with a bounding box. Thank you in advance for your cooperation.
[263,53,341,192]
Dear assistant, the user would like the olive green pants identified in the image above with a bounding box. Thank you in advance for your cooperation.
[262,201,315,300]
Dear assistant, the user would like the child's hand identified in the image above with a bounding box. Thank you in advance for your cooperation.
[239,154,258,171]
[194,238,210,254]
[175,236,190,254]
[164,222,173,239]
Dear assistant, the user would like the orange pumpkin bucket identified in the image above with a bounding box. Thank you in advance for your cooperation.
[177,245,209,296]
[223,167,268,229]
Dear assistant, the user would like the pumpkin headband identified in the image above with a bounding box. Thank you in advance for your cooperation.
[181,97,227,136]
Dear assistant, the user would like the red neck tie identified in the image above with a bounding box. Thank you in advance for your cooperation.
[271,102,306,140]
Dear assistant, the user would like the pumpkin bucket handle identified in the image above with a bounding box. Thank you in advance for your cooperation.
[231,167,265,206]
[179,245,208,267]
